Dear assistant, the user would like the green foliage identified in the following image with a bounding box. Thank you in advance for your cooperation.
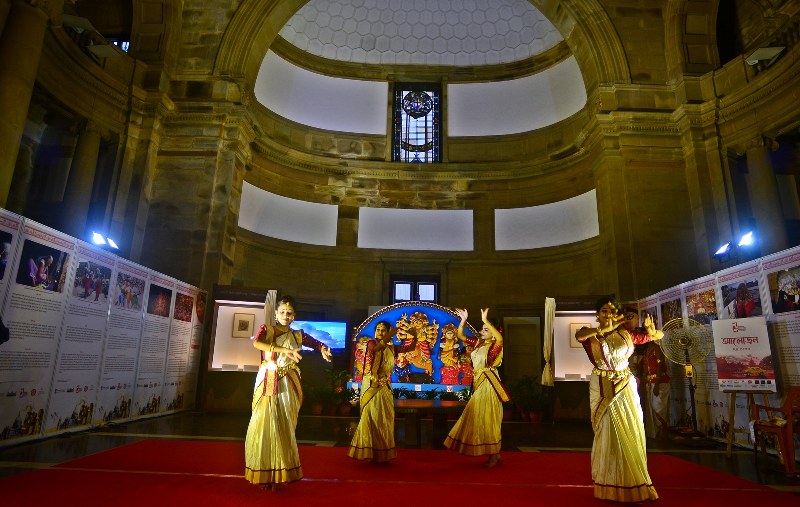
[403,389,420,399]
[422,388,440,400]
[439,390,460,401]
[339,386,358,404]
[509,375,548,412]
[389,386,471,401]
[326,368,351,389]
[456,388,472,401]
[304,385,330,404]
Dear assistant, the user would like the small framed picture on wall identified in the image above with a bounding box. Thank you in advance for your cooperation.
[569,323,591,348]
[232,313,255,338]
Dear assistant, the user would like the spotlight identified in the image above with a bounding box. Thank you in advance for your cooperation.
[714,242,731,256]
[91,232,107,245]
[91,232,120,250]
[738,231,754,247]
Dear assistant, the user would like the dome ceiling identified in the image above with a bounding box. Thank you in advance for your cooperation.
[278,0,564,67]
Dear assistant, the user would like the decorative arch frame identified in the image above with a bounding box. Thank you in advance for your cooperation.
[351,301,479,386]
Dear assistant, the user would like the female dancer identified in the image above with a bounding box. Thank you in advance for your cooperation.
[443,307,509,467]
[574,298,663,503]
[244,295,332,491]
[348,320,416,462]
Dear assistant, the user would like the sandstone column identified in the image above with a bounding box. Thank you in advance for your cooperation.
[61,122,102,239]
[745,136,789,255]
[0,0,62,209]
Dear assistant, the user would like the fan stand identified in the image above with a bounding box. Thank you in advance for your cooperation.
[660,317,716,447]
[669,340,714,447]
[683,362,701,436]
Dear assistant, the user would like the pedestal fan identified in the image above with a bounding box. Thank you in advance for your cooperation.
[659,317,713,437]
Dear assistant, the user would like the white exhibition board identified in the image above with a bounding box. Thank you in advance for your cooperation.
[0,213,206,447]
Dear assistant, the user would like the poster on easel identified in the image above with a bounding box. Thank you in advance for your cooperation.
[131,272,174,417]
[44,242,114,435]
[711,316,775,392]
[0,221,75,445]
[93,259,148,424]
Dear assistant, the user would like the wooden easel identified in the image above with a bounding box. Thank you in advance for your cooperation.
[723,389,772,457]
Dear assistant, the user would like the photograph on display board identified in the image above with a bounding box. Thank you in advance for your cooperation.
[660,298,682,323]
[71,261,112,304]
[720,279,762,319]
[766,265,800,314]
[686,289,718,324]
[14,239,69,292]
[114,273,145,310]
[146,283,173,317]
[0,230,12,280]
[173,292,194,322]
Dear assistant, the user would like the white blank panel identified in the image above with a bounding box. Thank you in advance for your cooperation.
[238,181,338,246]
[358,208,473,251]
[254,51,388,135]
[448,56,587,136]
[495,190,599,250]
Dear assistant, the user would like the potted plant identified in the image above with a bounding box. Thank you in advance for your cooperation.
[510,375,548,423]
[439,390,459,401]
[337,386,358,416]
[304,385,328,416]
[326,368,351,392]
[422,388,440,400]
[502,400,515,421]
[328,369,355,415]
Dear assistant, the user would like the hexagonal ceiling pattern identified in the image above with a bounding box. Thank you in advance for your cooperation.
[279,0,564,67]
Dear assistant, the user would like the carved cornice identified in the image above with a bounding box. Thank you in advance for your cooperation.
[249,134,590,182]
[596,112,681,137]
[270,35,574,83]
[717,46,800,124]
[38,28,129,132]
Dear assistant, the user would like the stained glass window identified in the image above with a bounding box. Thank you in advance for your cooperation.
[392,84,441,163]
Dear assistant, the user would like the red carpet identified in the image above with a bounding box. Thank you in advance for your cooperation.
[1,440,794,506]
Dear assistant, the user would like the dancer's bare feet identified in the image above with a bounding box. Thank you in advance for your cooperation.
[485,454,502,467]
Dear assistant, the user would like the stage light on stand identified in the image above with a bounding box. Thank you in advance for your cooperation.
[738,231,754,247]
[91,232,107,245]
[90,232,120,251]
[714,242,731,257]
[713,231,757,265]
